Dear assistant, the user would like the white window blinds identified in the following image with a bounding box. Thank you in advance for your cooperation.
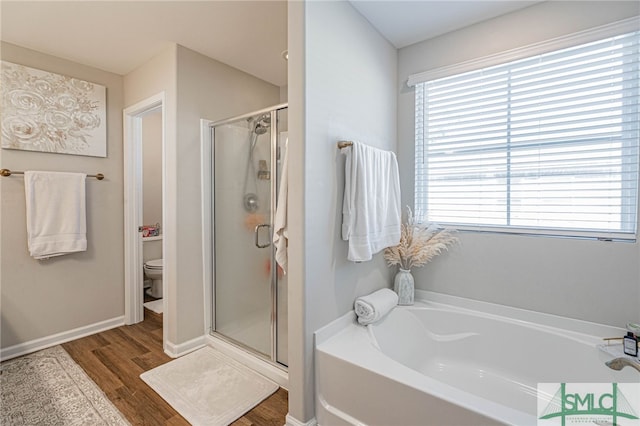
[415,30,640,239]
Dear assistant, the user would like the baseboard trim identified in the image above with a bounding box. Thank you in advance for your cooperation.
[286,414,318,426]
[0,316,125,361]
[164,335,206,358]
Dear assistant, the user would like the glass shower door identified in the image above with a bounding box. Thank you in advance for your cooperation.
[213,115,273,357]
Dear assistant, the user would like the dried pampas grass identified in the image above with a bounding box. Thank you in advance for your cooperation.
[384,207,458,270]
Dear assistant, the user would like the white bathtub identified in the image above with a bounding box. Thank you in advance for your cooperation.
[315,291,639,425]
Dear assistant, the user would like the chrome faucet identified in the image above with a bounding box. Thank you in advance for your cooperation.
[606,357,640,373]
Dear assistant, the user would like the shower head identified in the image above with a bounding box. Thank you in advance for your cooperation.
[254,123,269,135]
[252,113,271,135]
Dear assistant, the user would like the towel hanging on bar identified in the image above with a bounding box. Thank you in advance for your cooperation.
[1,169,104,180]
[24,171,88,259]
[340,141,402,262]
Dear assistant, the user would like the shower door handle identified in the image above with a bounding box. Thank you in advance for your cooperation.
[254,224,271,248]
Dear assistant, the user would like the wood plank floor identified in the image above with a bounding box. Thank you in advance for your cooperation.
[62,310,288,425]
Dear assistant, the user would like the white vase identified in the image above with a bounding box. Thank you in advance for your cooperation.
[394,268,414,305]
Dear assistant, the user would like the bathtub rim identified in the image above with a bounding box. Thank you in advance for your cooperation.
[412,290,629,338]
[314,290,632,426]
[317,289,628,348]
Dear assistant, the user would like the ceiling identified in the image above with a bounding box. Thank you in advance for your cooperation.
[0,1,289,87]
[350,0,543,48]
[1,1,543,88]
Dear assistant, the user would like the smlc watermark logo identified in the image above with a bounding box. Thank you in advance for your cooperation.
[538,383,640,425]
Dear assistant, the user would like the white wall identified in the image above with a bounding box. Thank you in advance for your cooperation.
[125,44,279,347]
[397,1,640,327]
[174,45,280,344]
[124,44,179,343]
[0,42,125,349]
[142,110,162,228]
[142,239,162,263]
[286,1,306,422]
[287,1,398,422]
[141,110,163,266]
[2,37,279,354]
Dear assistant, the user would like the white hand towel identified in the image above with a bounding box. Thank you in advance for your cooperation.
[354,288,398,325]
[341,141,401,262]
[273,134,289,274]
[24,171,87,259]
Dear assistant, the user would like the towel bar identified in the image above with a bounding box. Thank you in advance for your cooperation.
[0,169,105,180]
[337,141,353,149]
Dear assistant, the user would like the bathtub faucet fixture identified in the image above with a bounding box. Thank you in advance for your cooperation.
[605,357,640,373]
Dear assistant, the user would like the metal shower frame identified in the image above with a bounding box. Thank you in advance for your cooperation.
[208,103,288,368]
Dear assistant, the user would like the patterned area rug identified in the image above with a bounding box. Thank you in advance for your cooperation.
[0,345,129,425]
[141,346,278,425]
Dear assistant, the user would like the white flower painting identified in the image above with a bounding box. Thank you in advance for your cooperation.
[1,61,106,157]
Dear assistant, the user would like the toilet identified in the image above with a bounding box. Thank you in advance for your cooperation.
[143,258,163,298]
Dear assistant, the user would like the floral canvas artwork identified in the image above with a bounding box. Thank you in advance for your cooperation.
[1,61,106,157]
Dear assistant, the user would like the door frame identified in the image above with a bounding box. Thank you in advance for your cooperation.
[200,118,214,335]
[123,92,165,327]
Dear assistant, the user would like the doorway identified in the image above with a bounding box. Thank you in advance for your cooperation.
[123,93,166,348]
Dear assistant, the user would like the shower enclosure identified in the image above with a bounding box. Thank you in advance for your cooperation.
[209,104,288,367]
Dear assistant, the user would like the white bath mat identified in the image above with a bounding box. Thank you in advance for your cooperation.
[143,299,163,314]
[140,346,278,425]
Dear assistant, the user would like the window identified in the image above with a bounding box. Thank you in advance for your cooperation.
[414,30,640,240]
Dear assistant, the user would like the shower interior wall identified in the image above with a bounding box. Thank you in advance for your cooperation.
[213,118,273,357]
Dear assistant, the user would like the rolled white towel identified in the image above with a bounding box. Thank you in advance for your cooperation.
[354,288,399,325]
